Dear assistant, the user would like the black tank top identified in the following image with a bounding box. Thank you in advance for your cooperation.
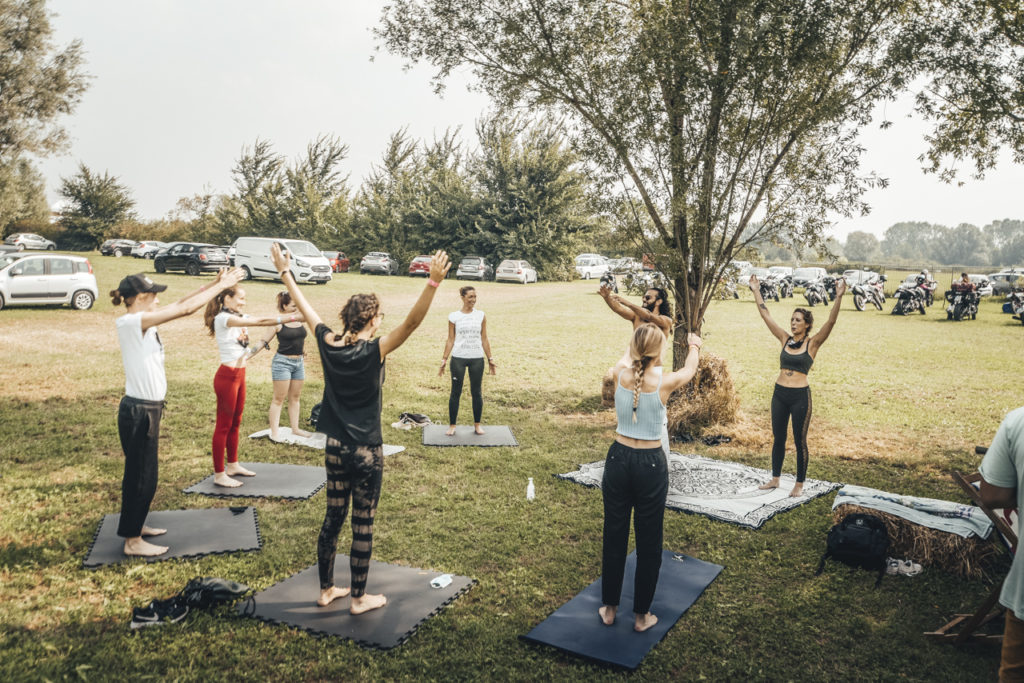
[780,338,813,374]
[276,323,306,356]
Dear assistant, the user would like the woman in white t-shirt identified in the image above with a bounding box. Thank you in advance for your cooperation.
[111,268,243,557]
[203,286,302,487]
[439,286,496,435]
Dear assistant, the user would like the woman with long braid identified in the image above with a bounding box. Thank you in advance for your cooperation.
[270,243,450,615]
[600,323,701,632]
[203,286,302,487]
[748,273,846,497]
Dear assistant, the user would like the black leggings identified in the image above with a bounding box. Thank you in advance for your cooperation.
[117,396,164,538]
[449,356,484,424]
[601,441,668,614]
[317,439,383,597]
[770,384,812,482]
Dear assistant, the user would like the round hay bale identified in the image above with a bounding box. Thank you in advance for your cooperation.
[667,352,739,436]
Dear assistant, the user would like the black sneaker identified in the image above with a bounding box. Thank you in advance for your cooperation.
[154,596,189,624]
[130,602,161,629]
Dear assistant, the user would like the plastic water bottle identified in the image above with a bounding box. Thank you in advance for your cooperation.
[526,477,535,501]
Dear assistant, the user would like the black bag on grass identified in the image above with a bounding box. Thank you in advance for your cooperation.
[180,577,250,609]
[814,513,889,587]
[309,402,321,428]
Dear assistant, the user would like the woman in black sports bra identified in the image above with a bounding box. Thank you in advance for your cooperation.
[749,274,846,496]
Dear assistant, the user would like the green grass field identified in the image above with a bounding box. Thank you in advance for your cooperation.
[0,253,1018,681]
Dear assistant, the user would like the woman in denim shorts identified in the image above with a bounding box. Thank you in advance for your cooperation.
[256,291,311,441]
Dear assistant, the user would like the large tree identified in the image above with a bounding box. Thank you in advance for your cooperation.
[58,163,135,249]
[914,0,1024,180]
[0,0,88,165]
[0,156,49,233]
[379,0,923,367]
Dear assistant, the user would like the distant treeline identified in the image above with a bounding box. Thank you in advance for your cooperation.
[7,117,611,281]
[752,220,1023,268]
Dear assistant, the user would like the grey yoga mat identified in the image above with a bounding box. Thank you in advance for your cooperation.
[83,507,262,569]
[520,550,723,670]
[421,424,518,447]
[183,462,326,499]
[239,559,474,649]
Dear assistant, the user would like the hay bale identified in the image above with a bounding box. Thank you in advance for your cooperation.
[667,352,739,435]
[833,504,1000,579]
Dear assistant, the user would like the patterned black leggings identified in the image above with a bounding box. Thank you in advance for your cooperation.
[317,439,383,597]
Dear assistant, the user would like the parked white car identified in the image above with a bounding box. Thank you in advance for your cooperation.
[792,267,828,288]
[0,253,97,310]
[844,269,879,286]
[131,241,166,259]
[495,259,538,284]
[767,265,794,279]
[575,255,609,280]
[4,233,56,251]
[232,236,332,284]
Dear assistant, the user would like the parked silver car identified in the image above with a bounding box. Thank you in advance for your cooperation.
[359,252,399,275]
[495,259,538,284]
[131,241,167,259]
[989,270,1023,296]
[4,232,56,251]
[0,253,98,311]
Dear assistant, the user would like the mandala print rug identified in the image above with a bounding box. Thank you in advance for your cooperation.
[557,451,841,529]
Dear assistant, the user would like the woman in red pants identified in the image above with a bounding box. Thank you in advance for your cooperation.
[203,286,301,487]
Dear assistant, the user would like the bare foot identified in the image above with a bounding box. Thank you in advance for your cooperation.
[291,428,312,438]
[758,477,780,490]
[226,463,255,477]
[123,537,168,557]
[317,585,351,607]
[140,526,166,537]
[634,612,658,632]
[445,426,457,436]
[788,483,805,498]
[214,473,242,488]
[350,593,387,615]
[599,605,617,626]
[474,425,485,435]
[269,431,281,442]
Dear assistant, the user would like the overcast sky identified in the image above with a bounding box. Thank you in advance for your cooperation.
[38,1,1024,241]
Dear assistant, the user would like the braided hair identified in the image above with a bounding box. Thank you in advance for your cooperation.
[629,323,665,422]
[339,293,381,345]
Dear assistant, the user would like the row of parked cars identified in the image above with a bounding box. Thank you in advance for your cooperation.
[362,252,539,283]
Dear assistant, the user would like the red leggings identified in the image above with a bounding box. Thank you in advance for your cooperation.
[213,365,246,473]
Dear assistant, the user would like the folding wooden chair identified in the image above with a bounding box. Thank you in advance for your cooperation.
[924,447,1018,644]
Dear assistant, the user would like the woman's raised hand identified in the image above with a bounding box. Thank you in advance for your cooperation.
[429,250,451,282]
[835,278,847,298]
[748,274,759,291]
[270,243,291,273]
[219,267,244,288]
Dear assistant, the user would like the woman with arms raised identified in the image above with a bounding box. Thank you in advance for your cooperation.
[271,243,450,615]
[600,323,702,632]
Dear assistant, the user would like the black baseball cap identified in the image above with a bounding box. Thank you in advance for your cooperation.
[117,273,168,297]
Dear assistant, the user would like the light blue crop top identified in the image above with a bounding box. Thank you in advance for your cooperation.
[615,368,666,441]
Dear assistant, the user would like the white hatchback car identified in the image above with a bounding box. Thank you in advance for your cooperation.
[495,259,538,284]
[0,253,98,311]
[575,255,609,280]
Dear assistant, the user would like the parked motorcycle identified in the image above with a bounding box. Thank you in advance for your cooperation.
[852,276,885,311]
[1008,291,1024,325]
[777,275,794,298]
[822,276,838,302]
[760,277,781,302]
[599,269,618,294]
[804,278,829,307]
[945,288,979,321]
[891,284,927,315]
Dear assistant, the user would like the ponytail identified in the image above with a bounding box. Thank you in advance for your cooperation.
[110,289,129,307]
[204,287,235,336]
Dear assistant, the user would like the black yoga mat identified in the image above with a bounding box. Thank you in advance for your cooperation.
[239,559,474,649]
[183,462,326,499]
[521,551,723,670]
[83,507,262,569]
[422,424,518,447]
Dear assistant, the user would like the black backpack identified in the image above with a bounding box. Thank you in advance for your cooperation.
[814,513,890,587]
[309,402,321,428]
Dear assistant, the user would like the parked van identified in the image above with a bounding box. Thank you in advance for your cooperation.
[232,237,332,284]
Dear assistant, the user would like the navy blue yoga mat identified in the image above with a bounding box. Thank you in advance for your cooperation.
[521,550,723,670]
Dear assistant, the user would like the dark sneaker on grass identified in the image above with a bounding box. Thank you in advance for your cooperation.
[130,597,189,629]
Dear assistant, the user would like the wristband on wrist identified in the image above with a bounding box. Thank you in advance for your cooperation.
[428,279,440,288]
[276,316,282,324]
[279,270,290,279]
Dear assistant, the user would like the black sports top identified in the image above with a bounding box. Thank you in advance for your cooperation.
[780,338,813,374]
[276,323,306,356]
[314,324,385,446]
